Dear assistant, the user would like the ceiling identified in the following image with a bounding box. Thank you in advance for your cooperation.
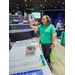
[9,0,65,12]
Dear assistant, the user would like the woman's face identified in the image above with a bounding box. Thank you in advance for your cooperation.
[42,16,47,25]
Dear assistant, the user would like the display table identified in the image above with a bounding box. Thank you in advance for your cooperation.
[9,39,52,75]
[56,29,65,32]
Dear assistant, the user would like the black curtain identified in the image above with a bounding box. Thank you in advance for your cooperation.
[43,11,65,27]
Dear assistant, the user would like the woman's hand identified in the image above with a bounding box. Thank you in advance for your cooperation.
[30,21,38,31]
[51,33,55,49]
[51,44,55,49]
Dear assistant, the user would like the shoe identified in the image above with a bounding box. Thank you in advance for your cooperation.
[50,65,53,73]
[48,63,53,73]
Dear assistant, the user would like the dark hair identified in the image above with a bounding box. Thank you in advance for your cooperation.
[40,15,52,25]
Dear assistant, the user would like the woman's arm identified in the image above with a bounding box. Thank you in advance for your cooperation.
[30,21,38,31]
[51,33,55,49]
[52,33,55,43]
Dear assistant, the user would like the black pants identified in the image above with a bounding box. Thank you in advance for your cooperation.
[57,30,61,37]
[41,43,52,63]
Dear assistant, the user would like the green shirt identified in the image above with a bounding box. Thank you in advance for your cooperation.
[37,24,55,44]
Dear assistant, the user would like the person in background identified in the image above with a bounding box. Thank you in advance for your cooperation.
[61,21,65,29]
[9,38,12,51]
[30,15,55,72]
[20,13,23,23]
[56,20,62,37]
[56,20,61,30]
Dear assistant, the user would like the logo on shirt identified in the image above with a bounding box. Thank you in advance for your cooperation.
[48,27,50,29]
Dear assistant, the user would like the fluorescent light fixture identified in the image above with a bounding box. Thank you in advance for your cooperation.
[29,9,34,10]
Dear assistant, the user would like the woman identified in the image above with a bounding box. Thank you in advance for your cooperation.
[30,15,55,71]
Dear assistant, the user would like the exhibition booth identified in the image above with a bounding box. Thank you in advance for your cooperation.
[9,12,41,42]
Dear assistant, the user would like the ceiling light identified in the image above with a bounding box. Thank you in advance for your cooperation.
[25,0,27,1]
[41,4,42,6]
[43,7,44,8]
[45,0,46,2]
[16,4,18,6]
[30,0,32,1]
[58,1,59,3]
[55,7,56,8]
[26,5,27,6]
[29,9,34,10]
[62,2,64,4]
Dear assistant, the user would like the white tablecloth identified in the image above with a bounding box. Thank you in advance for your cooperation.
[9,39,52,75]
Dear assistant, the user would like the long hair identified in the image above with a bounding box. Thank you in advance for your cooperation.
[40,15,52,25]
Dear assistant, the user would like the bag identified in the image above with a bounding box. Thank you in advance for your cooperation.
[50,49,56,65]
[39,39,41,43]
[61,31,65,45]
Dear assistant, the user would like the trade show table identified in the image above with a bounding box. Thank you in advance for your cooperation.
[55,29,65,32]
[9,24,40,42]
[9,39,52,75]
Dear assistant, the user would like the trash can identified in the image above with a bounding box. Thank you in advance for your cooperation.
[61,31,65,45]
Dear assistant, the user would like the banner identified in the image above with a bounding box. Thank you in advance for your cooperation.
[18,16,22,23]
